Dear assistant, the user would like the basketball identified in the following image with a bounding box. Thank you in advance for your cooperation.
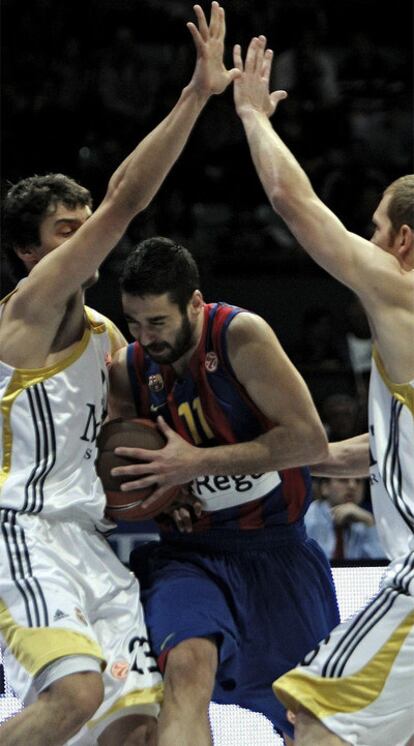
[96,418,181,521]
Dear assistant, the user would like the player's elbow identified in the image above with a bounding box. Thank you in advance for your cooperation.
[268,182,313,225]
[105,178,147,220]
[302,421,329,464]
[268,184,287,217]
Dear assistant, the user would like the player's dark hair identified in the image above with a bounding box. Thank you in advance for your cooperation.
[385,174,414,234]
[120,236,201,313]
[2,173,92,281]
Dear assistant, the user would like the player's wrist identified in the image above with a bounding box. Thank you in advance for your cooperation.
[237,105,269,123]
[183,80,211,108]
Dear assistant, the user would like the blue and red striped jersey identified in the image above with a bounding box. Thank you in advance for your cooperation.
[126,302,312,534]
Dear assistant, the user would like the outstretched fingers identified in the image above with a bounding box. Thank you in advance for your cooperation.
[233,43,243,71]
[209,0,224,39]
[244,35,267,75]
[254,36,267,76]
[187,20,203,48]
[244,36,258,74]
[261,47,274,83]
[193,3,209,41]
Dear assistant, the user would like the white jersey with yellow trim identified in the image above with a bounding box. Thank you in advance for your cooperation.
[369,347,414,561]
[0,304,119,525]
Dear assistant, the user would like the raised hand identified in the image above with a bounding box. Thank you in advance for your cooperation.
[233,35,287,118]
[187,1,240,97]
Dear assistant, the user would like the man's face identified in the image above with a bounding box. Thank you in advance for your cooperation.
[322,478,365,507]
[38,201,92,257]
[370,194,396,253]
[34,201,97,286]
[122,292,198,365]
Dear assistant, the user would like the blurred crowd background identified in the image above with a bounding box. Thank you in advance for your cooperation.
[1,0,412,542]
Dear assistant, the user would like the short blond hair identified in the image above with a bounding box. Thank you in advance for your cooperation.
[384,175,414,233]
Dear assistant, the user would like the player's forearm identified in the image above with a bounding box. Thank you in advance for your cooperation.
[106,83,209,216]
[192,420,328,477]
[238,108,314,222]
[311,434,370,477]
[30,83,210,305]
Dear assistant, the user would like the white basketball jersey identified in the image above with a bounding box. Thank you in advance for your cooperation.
[0,305,119,526]
[369,347,414,560]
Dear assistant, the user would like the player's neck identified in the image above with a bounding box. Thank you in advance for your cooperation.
[172,311,204,378]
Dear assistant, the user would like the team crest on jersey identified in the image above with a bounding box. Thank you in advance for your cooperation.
[111,660,130,680]
[205,351,218,372]
[148,374,164,392]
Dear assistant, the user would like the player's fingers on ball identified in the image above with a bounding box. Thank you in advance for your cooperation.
[178,507,194,532]
[141,486,168,506]
[111,463,150,477]
[172,509,184,531]
[193,501,203,517]
[114,446,153,459]
[176,508,193,532]
[120,475,157,492]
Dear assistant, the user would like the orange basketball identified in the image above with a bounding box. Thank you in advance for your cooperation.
[96,418,181,521]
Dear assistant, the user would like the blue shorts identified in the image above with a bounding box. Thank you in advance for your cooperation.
[130,524,340,738]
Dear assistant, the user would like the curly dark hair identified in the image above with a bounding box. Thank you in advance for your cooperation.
[120,236,200,313]
[2,173,92,281]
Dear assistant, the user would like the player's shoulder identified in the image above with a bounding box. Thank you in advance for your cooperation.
[226,308,275,343]
[359,255,414,325]
[84,306,127,352]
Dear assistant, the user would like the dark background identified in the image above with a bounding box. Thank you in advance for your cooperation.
[1,0,413,419]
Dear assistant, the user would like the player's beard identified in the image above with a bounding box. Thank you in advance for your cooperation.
[143,314,196,365]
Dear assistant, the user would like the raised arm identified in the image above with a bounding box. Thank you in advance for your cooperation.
[232,36,396,297]
[18,3,240,314]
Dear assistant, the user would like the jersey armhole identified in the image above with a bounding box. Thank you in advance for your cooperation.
[126,343,142,415]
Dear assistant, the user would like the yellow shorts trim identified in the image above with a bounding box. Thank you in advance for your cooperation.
[273,609,414,719]
[87,683,164,729]
[0,599,105,676]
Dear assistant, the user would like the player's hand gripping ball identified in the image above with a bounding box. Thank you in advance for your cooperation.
[96,418,181,521]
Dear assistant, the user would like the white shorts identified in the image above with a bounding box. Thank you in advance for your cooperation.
[274,551,414,746]
[0,511,162,739]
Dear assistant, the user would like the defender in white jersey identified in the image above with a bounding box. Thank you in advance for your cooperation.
[0,5,241,744]
[232,36,414,746]
[0,304,163,743]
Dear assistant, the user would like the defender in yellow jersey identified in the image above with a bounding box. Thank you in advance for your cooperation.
[0,5,241,744]
[233,36,414,746]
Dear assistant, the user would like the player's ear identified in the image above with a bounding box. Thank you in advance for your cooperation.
[397,224,414,268]
[190,290,204,312]
[14,245,41,271]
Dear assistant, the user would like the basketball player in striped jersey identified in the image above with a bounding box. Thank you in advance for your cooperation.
[107,237,340,746]
[0,5,241,744]
[233,35,414,746]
